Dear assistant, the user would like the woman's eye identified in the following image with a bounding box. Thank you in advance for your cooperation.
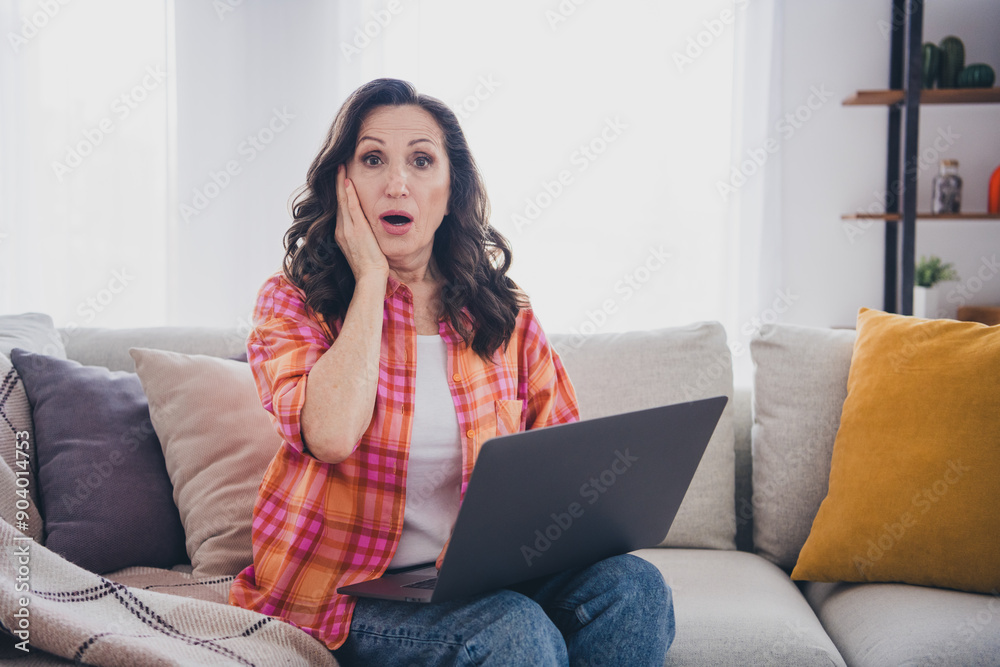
[363,155,382,166]
[414,156,431,168]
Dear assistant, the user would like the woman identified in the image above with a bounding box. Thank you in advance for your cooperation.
[229,78,674,665]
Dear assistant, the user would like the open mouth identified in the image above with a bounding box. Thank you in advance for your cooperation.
[381,213,413,226]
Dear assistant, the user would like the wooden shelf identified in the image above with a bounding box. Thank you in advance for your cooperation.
[841,212,1000,221]
[843,87,1000,106]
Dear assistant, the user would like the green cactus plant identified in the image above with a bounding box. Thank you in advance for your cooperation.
[938,36,965,88]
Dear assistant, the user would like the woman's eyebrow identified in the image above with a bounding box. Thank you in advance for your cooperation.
[356,136,438,148]
[407,138,437,147]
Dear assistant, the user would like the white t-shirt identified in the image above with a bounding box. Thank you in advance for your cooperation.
[388,334,463,569]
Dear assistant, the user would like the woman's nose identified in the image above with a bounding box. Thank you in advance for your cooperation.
[385,165,408,198]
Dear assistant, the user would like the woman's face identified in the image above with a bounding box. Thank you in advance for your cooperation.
[345,104,451,276]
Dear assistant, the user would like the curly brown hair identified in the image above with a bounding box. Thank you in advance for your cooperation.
[281,78,526,361]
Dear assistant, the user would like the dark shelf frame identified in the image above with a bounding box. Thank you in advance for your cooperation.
[885,0,924,315]
[847,2,999,313]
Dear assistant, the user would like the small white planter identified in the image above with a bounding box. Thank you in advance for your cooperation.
[913,283,958,319]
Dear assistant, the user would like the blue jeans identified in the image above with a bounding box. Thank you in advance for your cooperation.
[331,553,674,666]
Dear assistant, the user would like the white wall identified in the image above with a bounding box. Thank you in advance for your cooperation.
[781,0,1000,328]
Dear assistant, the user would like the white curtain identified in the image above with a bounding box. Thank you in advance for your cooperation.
[726,0,785,386]
[0,0,169,329]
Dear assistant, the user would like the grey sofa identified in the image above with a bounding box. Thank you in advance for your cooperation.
[2,316,998,666]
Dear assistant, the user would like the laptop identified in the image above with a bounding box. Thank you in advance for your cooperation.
[337,395,727,603]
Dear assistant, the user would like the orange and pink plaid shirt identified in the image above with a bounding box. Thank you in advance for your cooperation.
[228,271,579,650]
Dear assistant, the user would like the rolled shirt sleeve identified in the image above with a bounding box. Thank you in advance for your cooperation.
[246,272,335,456]
[519,308,580,430]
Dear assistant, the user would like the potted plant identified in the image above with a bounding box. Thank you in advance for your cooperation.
[914,255,960,319]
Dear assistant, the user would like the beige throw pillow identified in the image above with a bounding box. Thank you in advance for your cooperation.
[129,348,282,577]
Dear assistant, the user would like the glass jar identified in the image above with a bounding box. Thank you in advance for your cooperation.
[931,159,962,214]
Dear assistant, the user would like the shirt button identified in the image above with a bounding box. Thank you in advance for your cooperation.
[452,373,461,382]
[466,429,475,438]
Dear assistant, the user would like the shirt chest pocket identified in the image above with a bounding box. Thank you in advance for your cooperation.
[469,399,523,465]
[494,399,524,437]
[475,398,524,452]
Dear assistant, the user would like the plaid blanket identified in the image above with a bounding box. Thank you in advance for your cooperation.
[0,516,339,666]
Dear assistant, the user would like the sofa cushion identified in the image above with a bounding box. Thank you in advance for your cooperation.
[551,322,736,550]
[635,548,845,666]
[749,323,856,569]
[130,347,282,577]
[8,348,187,574]
[1,313,67,360]
[0,312,65,545]
[804,581,1000,666]
[792,309,1000,593]
[60,325,249,373]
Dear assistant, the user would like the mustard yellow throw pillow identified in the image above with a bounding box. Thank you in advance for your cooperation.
[791,308,1000,593]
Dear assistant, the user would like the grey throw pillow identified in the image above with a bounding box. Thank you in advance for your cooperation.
[9,348,187,573]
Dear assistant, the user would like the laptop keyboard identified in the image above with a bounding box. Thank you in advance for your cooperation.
[402,577,438,590]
